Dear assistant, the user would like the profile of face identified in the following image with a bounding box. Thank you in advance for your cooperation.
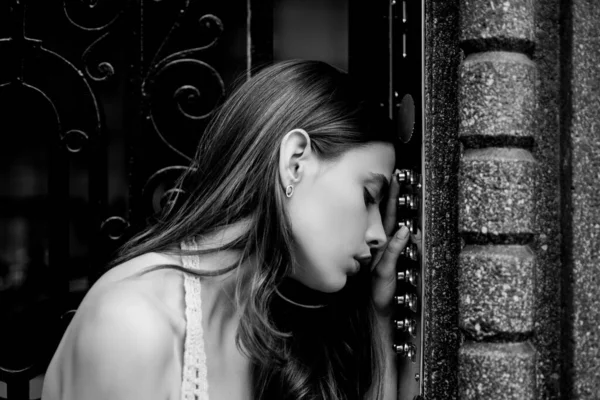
[279,129,396,293]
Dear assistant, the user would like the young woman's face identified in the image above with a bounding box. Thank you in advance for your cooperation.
[283,138,396,293]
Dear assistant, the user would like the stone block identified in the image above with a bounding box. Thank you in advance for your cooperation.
[459,51,536,148]
[459,244,534,339]
[460,0,535,53]
[459,147,535,241]
[459,341,536,399]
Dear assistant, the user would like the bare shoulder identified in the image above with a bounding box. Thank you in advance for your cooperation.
[42,256,186,400]
[75,280,177,350]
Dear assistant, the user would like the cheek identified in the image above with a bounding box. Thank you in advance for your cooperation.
[293,180,367,261]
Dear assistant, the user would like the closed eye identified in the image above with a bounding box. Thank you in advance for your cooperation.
[364,188,376,206]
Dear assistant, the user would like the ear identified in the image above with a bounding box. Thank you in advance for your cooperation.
[278,129,312,188]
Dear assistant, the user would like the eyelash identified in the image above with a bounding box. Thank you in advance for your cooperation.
[364,188,376,206]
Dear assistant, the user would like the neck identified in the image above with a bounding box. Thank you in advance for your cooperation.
[199,267,243,348]
[184,221,249,315]
[184,219,337,342]
[188,251,336,345]
[182,230,250,347]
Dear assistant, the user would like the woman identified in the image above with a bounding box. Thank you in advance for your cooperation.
[41,60,420,400]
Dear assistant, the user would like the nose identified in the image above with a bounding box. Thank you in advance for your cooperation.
[365,209,387,252]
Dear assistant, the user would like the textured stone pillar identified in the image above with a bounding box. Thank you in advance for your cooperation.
[424,0,572,398]
[426,0,600,398]
[457,0,547,399]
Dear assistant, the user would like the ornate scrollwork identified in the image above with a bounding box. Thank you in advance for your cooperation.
[145,59,225,159]
[160,188,186,210]
[82,32,116,82]
[37,46,102,133]
[160,60,223,120]
[147,13,224,72]
[135,5,229,221]
[82,0,98,8]
[61,129,89,153]
[100,216,130,240]
[142,166,191,216]
[63,0,124,31]
[196,14,224,50]
[140,7,226,159]
[96,61,114,78]
[173,85,202,119]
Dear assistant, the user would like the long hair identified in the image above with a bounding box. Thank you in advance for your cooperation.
[111,59,397,399]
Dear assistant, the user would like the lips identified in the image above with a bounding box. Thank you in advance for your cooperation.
[354,255,372,269]
[348,256,372,277]
[348,259,361,276]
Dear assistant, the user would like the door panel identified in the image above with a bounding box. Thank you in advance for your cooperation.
[349,1,425,399]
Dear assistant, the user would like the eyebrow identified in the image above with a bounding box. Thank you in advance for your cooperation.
[366,172,390,201]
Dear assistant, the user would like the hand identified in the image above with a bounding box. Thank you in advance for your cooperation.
[370,169,422,319]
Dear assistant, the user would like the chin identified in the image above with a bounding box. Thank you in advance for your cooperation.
[319,274,349,293]
[290,262,352,293]
[296,274,347,294]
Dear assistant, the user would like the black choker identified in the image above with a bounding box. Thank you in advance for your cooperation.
[274,278,335,309]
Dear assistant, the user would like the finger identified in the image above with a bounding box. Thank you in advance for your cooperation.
[383,169,401,236]
[411,228,422,255]
[373,225,411,279]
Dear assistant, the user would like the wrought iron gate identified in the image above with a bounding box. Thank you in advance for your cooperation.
[0,0,271,398]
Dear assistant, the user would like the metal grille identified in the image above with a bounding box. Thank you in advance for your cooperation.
[0,1,271,398]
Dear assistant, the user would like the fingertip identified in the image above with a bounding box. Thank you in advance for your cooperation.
[396,225,409,239]
[393,169,402,184]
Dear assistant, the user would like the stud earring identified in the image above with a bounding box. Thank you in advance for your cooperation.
[285,184,294,197]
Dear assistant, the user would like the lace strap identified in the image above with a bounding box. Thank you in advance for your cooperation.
[180,242,210,400]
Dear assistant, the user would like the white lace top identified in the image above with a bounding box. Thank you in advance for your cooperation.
[180,241,210,400]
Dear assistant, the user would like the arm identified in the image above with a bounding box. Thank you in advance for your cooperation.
[50,286,176,400]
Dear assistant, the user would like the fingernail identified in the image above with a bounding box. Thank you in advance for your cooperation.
[397,226,409,239]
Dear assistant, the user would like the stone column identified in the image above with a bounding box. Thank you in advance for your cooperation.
[426,0,600,398]
[456,0,557,399]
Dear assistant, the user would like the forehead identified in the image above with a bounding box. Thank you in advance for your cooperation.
[342,142,396,177]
